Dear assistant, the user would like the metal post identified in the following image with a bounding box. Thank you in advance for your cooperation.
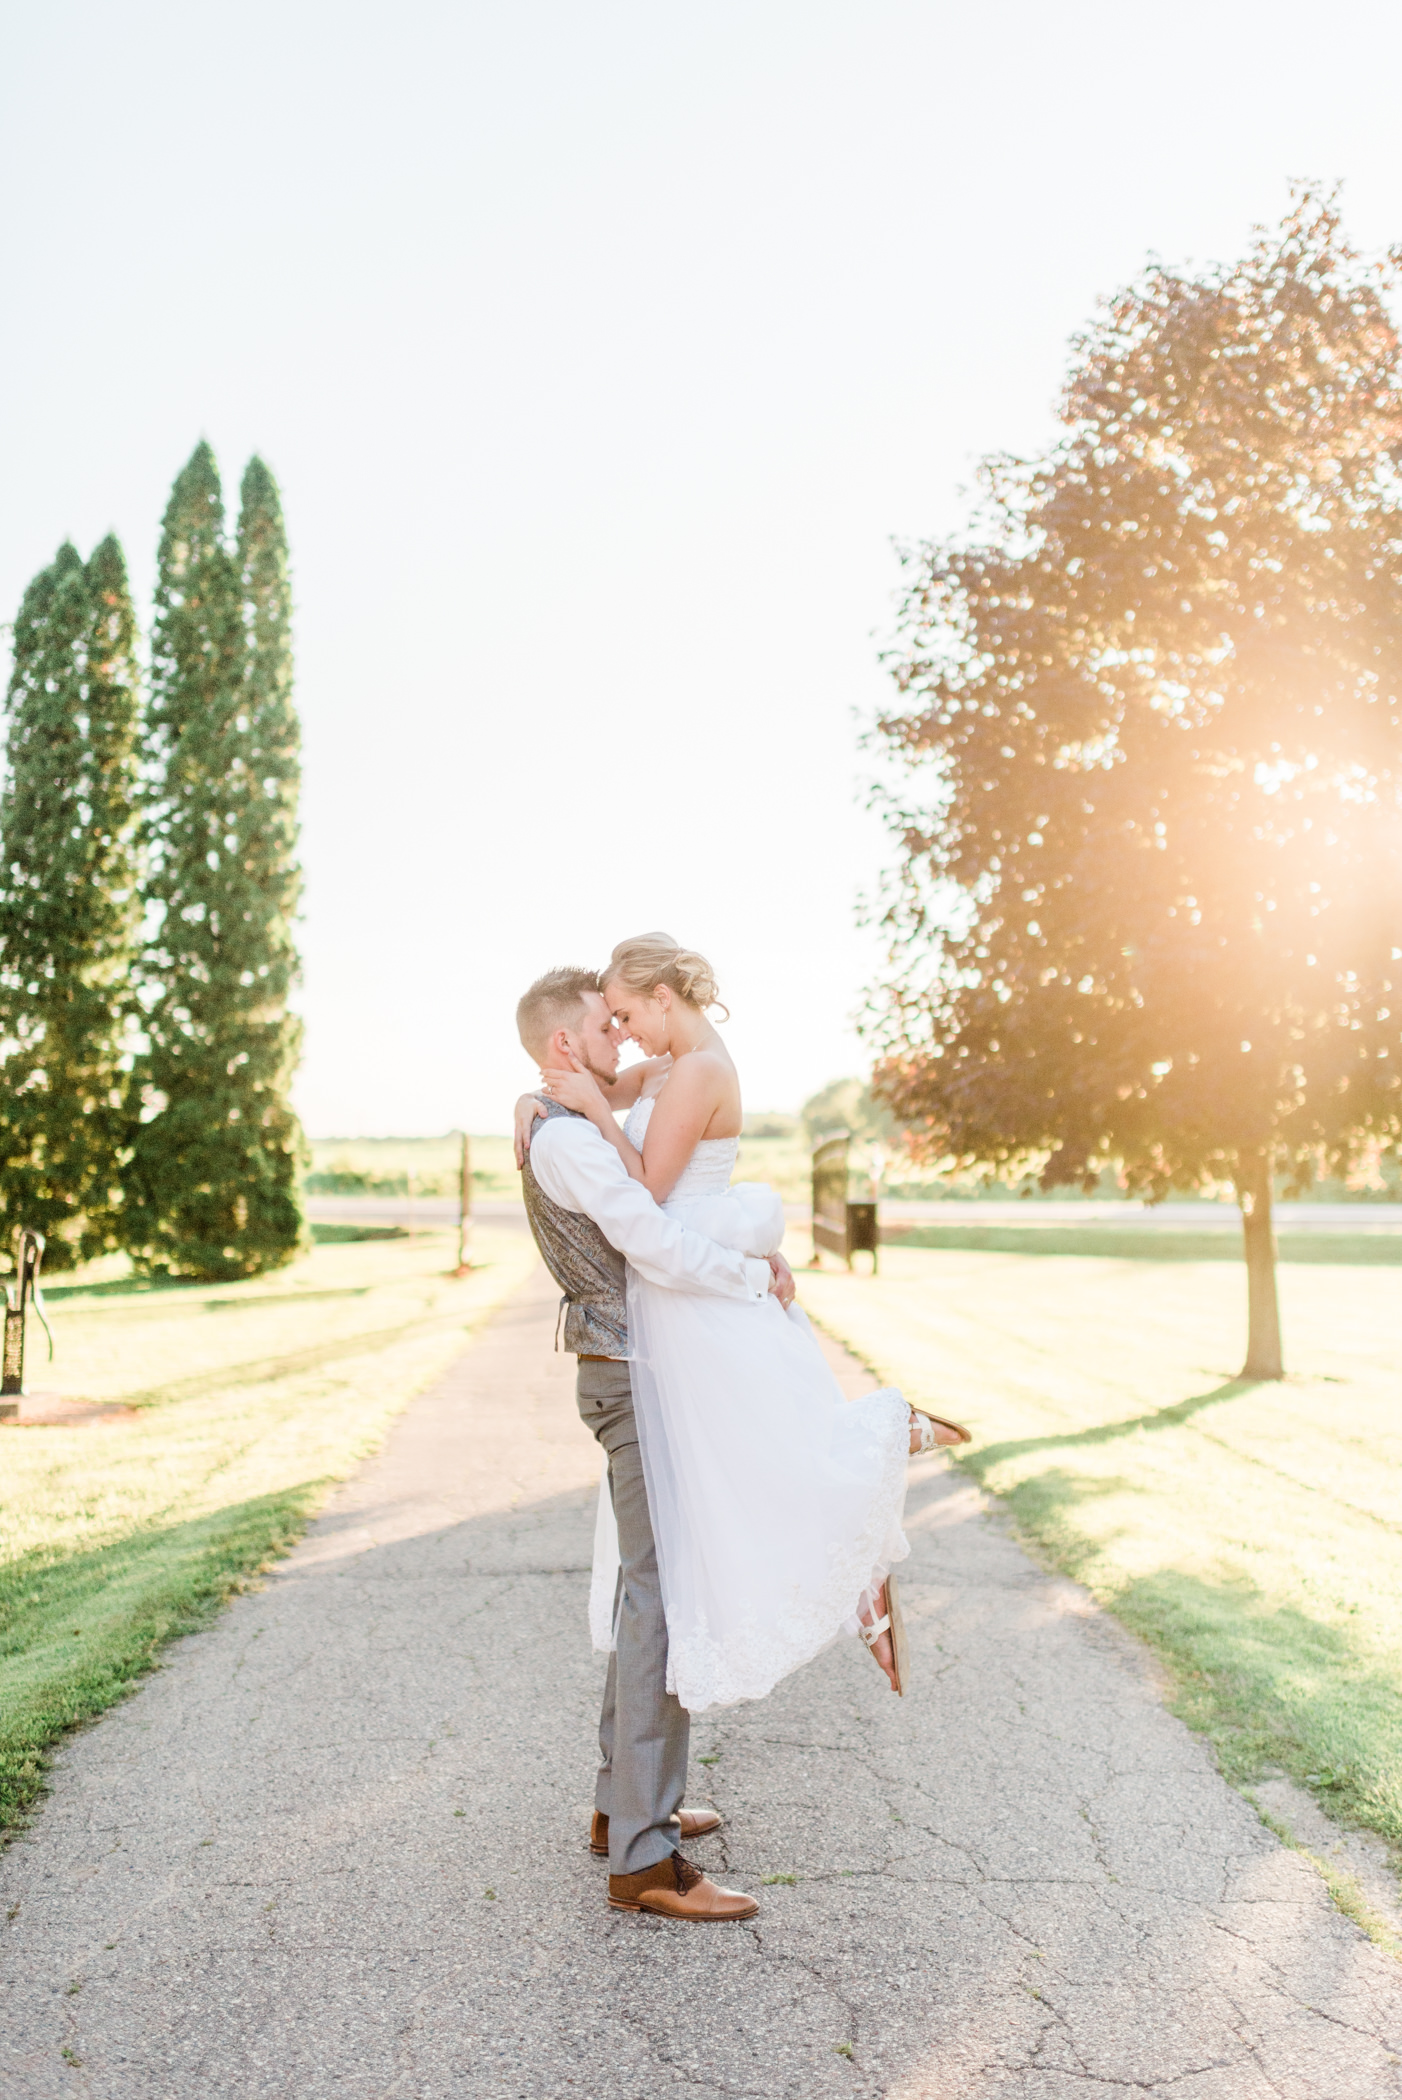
[1,1306,24,1398]
[454,1133,472,1276]
[0,1228,51,1419]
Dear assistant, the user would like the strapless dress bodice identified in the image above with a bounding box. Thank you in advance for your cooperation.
[624,1094,739,1204]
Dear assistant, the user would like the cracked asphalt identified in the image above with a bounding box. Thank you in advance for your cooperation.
[4,1260,1401,2098]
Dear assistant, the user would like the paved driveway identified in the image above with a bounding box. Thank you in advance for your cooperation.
[3,1264,1399,2097]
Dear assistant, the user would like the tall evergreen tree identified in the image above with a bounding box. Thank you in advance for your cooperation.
[0,536,143,1265]
[126,443,306,1278]
[234,455,306,1248]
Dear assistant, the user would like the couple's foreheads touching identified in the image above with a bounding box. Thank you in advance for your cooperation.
[515,934,726,1079]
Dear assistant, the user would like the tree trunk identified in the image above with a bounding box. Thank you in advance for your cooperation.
[1234,1150,1284,1380]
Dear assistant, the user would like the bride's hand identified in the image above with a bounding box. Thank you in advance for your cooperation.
[538,1055,610,1124]
[512,1091,546,1169]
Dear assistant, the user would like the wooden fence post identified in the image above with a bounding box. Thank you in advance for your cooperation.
[454,1133,473,1276]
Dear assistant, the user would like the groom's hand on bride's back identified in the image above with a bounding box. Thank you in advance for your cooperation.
[767,1253,796,1309]
[513,1091,547,1168]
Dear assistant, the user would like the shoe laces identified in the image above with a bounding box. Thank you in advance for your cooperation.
[672,1853,703,1894]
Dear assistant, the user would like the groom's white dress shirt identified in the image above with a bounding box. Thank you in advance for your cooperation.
[528,1113,771,1362]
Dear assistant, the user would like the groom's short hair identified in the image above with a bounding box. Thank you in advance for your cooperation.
[516,966,600,1058]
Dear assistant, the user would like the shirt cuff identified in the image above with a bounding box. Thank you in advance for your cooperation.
[743,1256,771,1300]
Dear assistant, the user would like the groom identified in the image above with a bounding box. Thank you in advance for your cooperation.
[515,966,794,1923]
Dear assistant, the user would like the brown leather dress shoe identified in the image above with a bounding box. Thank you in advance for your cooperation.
[590,1807,722,1858]
[608,1852,758,1921]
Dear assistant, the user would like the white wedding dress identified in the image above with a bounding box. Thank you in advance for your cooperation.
[588,1093,912,1712]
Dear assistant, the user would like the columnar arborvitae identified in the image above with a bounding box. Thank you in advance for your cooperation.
[126,443,306,1277]
[234,455,306,1251]
[0,537,143,1265]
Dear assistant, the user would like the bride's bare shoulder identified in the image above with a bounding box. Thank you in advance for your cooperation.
[662,1047,741,1124]
[673,1046,734,1091]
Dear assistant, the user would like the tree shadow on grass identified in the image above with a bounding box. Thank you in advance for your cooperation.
[41,1273,224,1304]
[37,1221,405,1304]
[962,1376,1255,1483]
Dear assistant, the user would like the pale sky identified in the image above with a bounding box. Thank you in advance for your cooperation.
[4,2,1402,1133]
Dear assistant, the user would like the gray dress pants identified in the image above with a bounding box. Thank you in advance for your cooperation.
[575,1356,689,1874]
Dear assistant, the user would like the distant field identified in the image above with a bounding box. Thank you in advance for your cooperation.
[308,1127,818,1203]
[794,1237,1402,1856]
[0,1223,537,1833]
[307,1130,1402,1225]
[308,1134,518,1200]
[304,1126,1069,1207]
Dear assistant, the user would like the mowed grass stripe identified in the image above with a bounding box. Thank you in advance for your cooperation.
[0,1225,539,1834]
[888,1222,1402,1263]
[793,1243,1402,1850]
[106,1305,513,1412]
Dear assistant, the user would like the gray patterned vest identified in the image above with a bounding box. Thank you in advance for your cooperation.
[520,1097,628,1356]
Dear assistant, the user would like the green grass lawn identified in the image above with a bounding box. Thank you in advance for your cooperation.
[0,1222,537,1834]
[792,1235,1402,1855]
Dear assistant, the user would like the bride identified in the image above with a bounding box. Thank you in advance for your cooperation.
[517,932,968,1713]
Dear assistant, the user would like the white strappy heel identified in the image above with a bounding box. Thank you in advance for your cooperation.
[910,1406,971,1452]
[858,1574,909,1696]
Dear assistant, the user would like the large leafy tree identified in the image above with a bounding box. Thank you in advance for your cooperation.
[0,537,143,1266]
[127,444,306,1278]
[870,193,1402,1378]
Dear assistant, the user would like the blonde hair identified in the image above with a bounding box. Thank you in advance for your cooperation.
[604,933,727,1017]
[516,965,599,1058]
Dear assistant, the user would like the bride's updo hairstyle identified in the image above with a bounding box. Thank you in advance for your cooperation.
[605,933,728,1018]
